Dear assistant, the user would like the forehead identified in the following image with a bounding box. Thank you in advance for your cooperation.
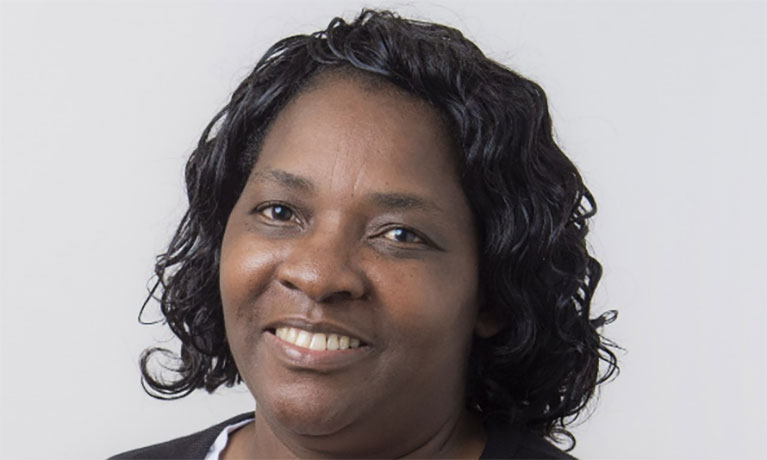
[253,75,462,198]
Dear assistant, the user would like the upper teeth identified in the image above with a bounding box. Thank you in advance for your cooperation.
[275,327,361,351]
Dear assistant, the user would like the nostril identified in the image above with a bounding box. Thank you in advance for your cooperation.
[323,290,353,303]
[277,260,367,301]
[280,279,298,291]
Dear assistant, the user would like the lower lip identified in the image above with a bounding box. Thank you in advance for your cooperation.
[263,331,373,372]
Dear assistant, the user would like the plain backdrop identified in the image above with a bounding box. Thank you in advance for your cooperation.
[1,1,765,458]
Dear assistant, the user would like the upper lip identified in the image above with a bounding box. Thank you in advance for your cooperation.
[263,317,372,346]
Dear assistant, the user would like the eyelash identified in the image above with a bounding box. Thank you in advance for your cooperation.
[254,203,431,248]
[257,203,302,224]
[378,226,426,245]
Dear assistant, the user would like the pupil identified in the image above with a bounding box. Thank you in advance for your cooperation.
[394,229,408,241]
[273,206,291,220]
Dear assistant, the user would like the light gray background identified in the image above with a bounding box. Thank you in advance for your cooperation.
[1,1,765,458]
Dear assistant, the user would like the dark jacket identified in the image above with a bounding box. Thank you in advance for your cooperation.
[111,412,575,459]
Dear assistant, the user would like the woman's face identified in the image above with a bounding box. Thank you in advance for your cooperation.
[220,75,487,454]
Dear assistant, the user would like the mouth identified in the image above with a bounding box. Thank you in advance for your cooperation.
[263,322,373,371]
[270,326,367,351]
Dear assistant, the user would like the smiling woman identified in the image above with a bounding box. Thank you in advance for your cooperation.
[112,9,618,460]
[218,76,489,457]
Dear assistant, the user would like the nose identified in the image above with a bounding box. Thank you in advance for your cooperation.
[276,226,367,303]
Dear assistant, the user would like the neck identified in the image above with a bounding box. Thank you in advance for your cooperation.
[232,404,486,459]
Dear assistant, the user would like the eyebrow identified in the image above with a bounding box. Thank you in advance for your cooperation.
[368,192,444,214]
[250,169,315,193]
[250,168,443,214]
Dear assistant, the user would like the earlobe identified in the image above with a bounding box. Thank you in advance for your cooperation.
[474,308,504,338]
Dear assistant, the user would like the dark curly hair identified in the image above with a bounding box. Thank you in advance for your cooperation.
[139,8,618,449]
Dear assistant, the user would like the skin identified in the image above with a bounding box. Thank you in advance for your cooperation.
[218,74,496,459]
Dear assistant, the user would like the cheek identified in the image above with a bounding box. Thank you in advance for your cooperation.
[219,229,279,331]
[374,257,479,347]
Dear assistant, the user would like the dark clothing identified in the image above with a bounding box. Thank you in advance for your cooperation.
[480,420,576,459]
[111,412,574,459]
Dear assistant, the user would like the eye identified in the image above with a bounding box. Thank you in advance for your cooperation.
[258,203,298,223]
[381,227,424,244]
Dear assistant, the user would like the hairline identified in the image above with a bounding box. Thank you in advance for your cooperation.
[240,65,464,181]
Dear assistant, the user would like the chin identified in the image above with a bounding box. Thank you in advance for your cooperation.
[257,381,364,437]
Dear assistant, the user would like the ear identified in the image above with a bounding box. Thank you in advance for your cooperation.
[474,305,504,338]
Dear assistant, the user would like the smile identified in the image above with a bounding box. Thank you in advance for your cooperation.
[264,325,373,372]
[275,327,363,351]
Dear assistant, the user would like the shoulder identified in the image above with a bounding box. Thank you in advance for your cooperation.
[109,412,254,460]
[480,421,576,460]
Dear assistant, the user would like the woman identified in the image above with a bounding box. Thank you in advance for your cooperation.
[113,9,617,459]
